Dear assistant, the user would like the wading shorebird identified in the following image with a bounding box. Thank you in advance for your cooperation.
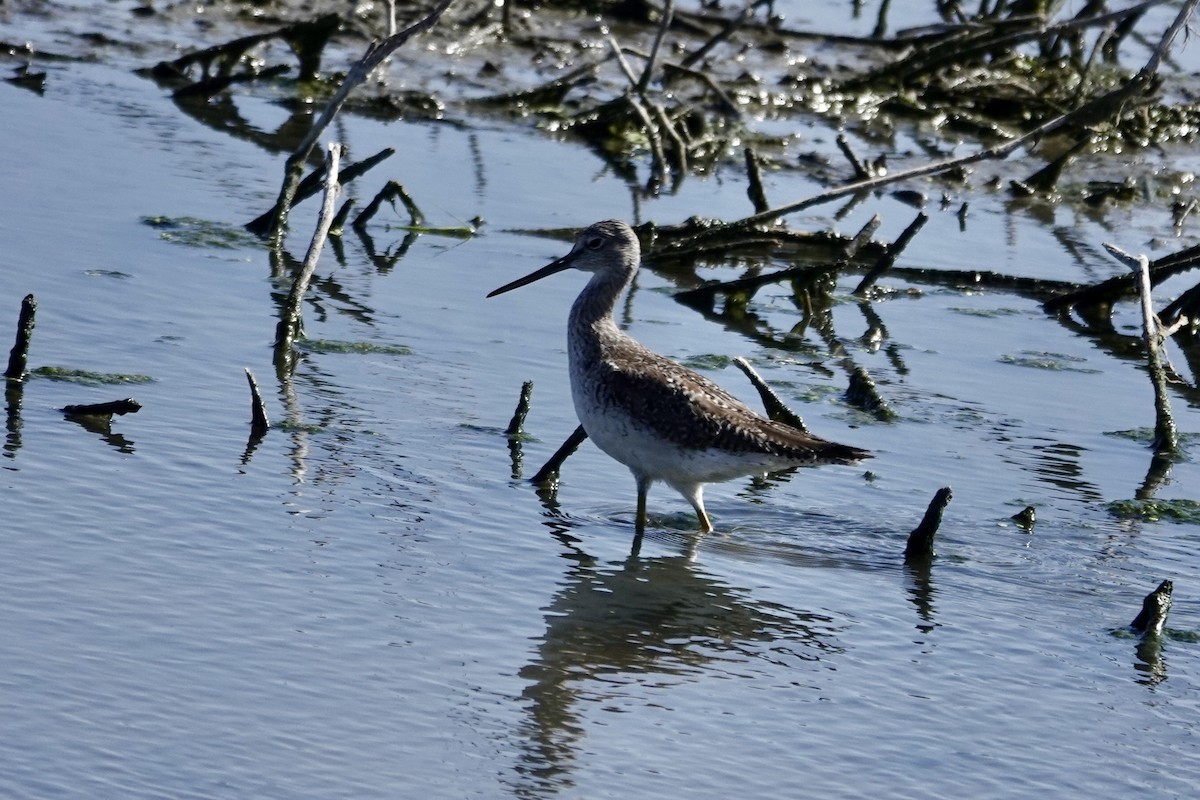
[488,219,869,533]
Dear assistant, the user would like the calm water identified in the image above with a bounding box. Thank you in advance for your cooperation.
[2,3,1200,798]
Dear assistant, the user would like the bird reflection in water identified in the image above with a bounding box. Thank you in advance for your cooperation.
[509,529,844,795]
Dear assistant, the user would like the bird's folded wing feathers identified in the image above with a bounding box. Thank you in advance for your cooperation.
[599,352,869,463]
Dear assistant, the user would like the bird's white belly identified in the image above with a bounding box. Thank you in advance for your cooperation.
[574,390,792,487]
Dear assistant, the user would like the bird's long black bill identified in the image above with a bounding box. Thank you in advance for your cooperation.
[487,252,576,297]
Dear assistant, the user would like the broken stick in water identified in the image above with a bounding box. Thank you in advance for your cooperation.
[274,142,342,375]
[246,148,394,237]
[743,147,769,214]
[845,365,897,421]
[731,357,807,432]
[5,293,36,381]
[1011,505,1036,533]
[1103,242,1179,455]
[904,486,953,562]
[853,212,928,296]
[245,368,270,436]
[1130,579,1174,636]
[531,424,589,485]
[506,381,533,437]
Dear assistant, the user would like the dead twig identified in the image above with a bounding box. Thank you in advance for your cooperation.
[674,215,881,311]
[845,365,897,421]
[635,0,673,94]
[274,143,342,374]
[150,13,339,86]
[1044,242,1200,314]
[246,148,395,237]
[679,0,765,70]
[836,134,874,181]
[853,213,928,296]
[744,148,769,213]
[1104,242,1179,455]
[263,0,453,243]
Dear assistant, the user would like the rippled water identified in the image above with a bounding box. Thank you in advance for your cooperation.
[3,4,1200,798]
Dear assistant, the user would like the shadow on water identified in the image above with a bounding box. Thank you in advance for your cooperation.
[510,528,845,797]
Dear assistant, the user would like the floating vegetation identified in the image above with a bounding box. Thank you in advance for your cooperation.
[948,306,1023,318]
[142,216,261,250]
[30,366,155,386]
[83,269,132,279]
[998,351,1101,373]
[1106,428,1199,448]
[1108,498,1200,524]
[680,353,734,371]
[1111,626,1200,643]
[298,339,413,356]
[275,419,323,434]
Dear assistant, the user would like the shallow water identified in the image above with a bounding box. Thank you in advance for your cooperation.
[3,3,1200,798]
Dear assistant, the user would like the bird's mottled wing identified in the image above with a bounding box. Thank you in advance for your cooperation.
[598,347,868,464]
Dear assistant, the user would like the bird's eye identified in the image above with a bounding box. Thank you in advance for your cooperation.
[586,237,603,250]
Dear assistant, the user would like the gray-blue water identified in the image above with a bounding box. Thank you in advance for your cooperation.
[3,2,1200,797]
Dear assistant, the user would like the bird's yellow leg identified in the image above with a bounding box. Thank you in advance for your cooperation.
[635,476,650,534]
[683,485,713,533]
